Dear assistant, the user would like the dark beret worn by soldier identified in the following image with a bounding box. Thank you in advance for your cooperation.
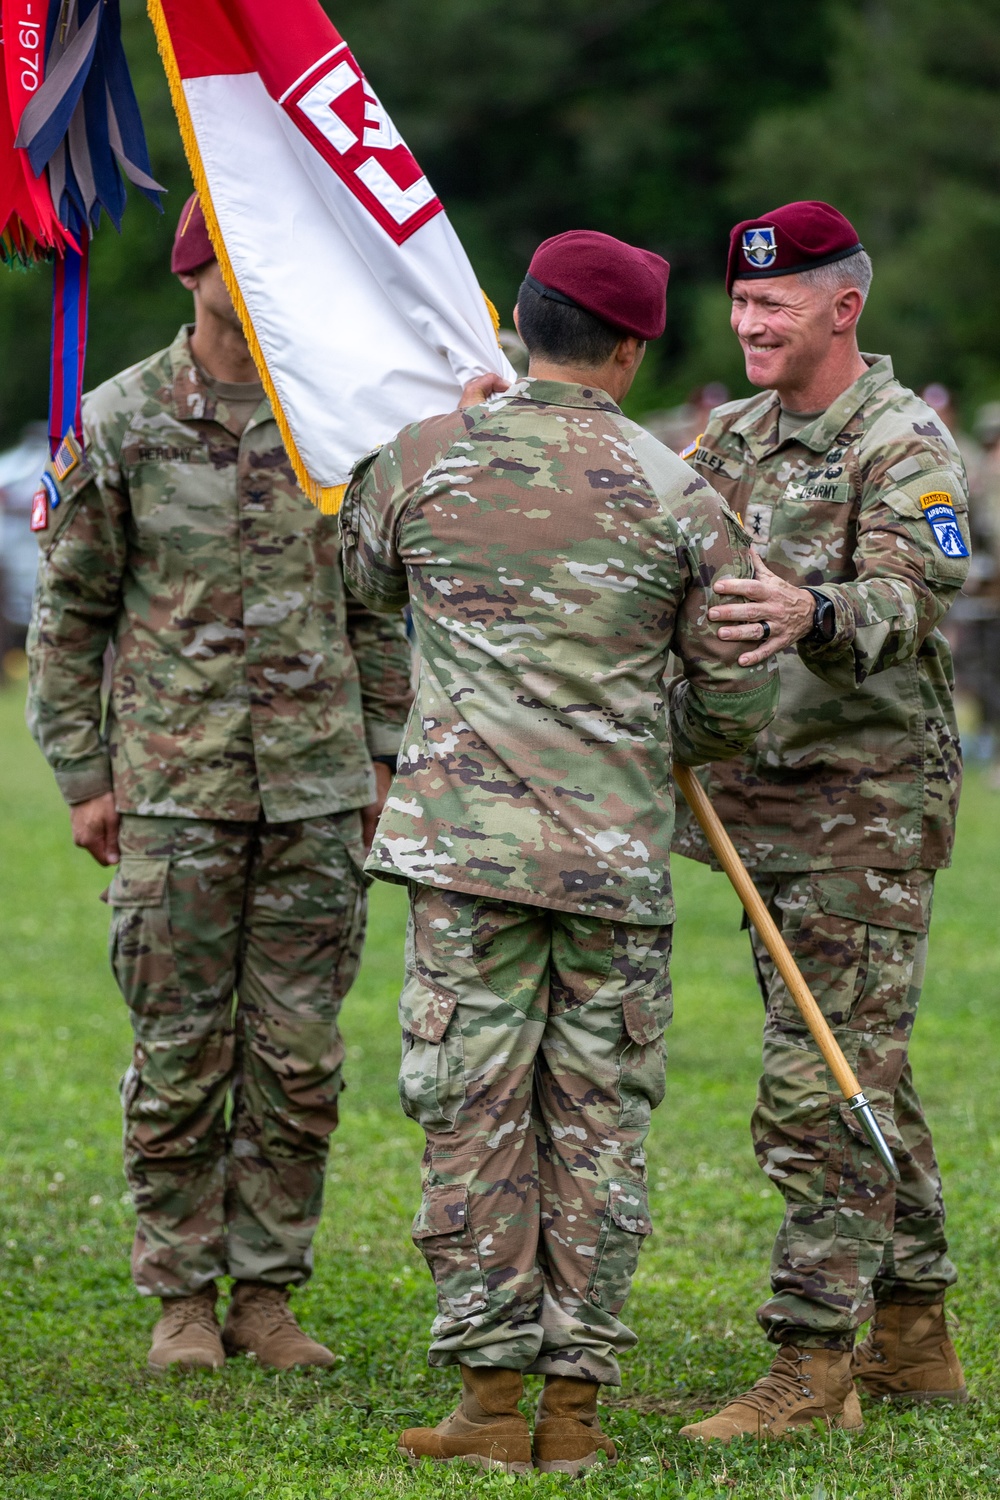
[674,200,971,1442]
[341,229,779,1475]
[27,195,412,1373]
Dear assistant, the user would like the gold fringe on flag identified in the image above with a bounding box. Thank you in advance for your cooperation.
[146,0,346,515]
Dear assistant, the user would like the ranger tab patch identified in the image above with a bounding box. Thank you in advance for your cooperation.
[920,492,969,558]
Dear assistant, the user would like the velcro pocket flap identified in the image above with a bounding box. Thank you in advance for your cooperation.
[411,1182,469,1241]
[620,928,673,1045]
[399,965,459,1043]
[107,857,169,907]
[608,1180,652,1237]
[622,993,671,1046]
[814,871,932,935]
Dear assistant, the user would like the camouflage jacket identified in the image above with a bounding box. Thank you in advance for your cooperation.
[340,377,778,924]
[673,355,970,879]
[27,326,411,822]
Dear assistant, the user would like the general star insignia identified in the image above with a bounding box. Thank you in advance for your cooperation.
[742,227,777,269]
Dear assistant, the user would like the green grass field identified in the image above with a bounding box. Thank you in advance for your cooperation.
[1,681,999,1499]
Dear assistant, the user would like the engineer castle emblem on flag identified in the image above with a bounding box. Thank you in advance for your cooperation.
[283,45,441,244]
[742,226,778,268]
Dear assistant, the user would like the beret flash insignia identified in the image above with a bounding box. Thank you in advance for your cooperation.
[742,227,777,269]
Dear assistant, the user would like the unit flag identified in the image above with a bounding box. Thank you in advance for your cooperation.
[149,0,514,512]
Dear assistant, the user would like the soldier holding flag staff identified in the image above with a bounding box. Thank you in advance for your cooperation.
[674,200,971,1441]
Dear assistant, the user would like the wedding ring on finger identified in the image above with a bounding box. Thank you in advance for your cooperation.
[759,621,771,641]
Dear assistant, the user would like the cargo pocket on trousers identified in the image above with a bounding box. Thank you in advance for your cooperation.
[411,1182,488,1319]
[619,928,673,1127]
[398,962,464,1134]
[586,1180,652,1316]
[105,857,172,1011]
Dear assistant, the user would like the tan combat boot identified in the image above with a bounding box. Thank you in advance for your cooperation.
[398,1366,532,1474]
[852,1302,968,1404]
[533,1375,618,1476]
[680,1345,864,1444]
[222,1282,335,1369]
[147,1286,225,1372]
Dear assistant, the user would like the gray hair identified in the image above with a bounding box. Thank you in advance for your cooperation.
[798,249,873,306]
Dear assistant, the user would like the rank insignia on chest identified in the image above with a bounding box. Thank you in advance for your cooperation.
[920,492,969,558]
[742,226,777,268]
[745,501,774,554]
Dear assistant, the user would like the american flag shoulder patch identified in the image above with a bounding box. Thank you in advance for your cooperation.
[52,431,83,480]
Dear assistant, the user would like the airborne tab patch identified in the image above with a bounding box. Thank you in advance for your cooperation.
[920,492,969,558]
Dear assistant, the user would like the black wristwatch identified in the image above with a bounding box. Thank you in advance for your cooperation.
[372,754,398,774]
[804,588,836,645]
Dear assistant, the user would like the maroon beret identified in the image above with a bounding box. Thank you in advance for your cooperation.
[171,193,215,275]
[726,200,864,294]
[526,230,669,340]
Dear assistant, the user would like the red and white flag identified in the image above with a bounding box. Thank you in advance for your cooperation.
[149,0,513,511]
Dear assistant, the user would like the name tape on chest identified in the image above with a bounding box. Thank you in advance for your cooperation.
[920,491,969,559]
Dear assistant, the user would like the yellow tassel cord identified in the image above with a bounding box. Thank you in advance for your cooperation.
[146,0,344,514]
[482,290,502,345]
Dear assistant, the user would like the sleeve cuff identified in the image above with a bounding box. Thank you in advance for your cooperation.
[365,722,405,757]
[54,758,113,806]
[797,585,857,663]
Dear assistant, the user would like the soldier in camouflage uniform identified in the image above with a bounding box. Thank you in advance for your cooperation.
[26,196,411,1372]
[341,229,779,1475]
[672,201,971,1443]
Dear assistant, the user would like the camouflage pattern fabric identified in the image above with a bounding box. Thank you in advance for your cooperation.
[111,810,366,1296]
[749,868,956,1347]
[400,883,671,1384]
[27,324,411,819]
[341,377,779,923]
[673,355,971,876]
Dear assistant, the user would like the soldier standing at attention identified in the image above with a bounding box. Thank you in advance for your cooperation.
[340,230,779,1475]
[27,196,411,1372]
[673,200,971,1442]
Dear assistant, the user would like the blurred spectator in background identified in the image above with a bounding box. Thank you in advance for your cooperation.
[0,421,47,680]
[642,381,729,454]
[921,384,987,500]
[923,385,1000,782]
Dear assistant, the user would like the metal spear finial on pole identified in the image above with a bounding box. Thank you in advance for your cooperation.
[674,763,900,1182]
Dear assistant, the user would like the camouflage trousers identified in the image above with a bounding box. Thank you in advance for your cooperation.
[399,884,672,1386]
[749,870,957,1348]
[109,812,366,1297]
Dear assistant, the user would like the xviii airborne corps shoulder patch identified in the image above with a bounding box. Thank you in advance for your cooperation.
[920,492,969,559]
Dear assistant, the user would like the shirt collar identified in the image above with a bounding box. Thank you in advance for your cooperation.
[505,376,623,414]
[167,325,269,434]
[731,354,895,456]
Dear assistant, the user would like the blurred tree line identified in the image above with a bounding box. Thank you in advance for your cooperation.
[1,0,999,443]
